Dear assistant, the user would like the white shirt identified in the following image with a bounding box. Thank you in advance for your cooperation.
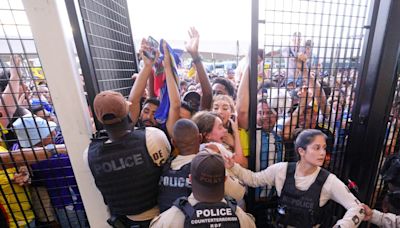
[370,209,400,228]
[230,162,365,228]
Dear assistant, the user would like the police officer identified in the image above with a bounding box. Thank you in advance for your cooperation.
[158,119,200,212]
[85,91,171,227]
[150,151,256,227]
[224,129,365,228]
[158,119,246,213]
[362,154,400,228]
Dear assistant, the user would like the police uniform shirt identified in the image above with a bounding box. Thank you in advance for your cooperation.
[149,193,256,228]
[370,210,400,228]
[83,127,171,221]
[230,162,365,228]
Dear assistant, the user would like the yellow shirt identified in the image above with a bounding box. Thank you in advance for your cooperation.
[239,128,250,157]
[0,123,8,149]
[0,147,35,228]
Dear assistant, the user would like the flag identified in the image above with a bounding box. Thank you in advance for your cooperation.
[154,39,181,124]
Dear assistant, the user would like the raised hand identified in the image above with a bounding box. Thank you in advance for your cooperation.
[185,27,200,57]
[162,41,171,70]
[297,53,308,62]
[229,114,239,134]
[18,93,30,108]
[10,55,22,67]
[139,38,159,67]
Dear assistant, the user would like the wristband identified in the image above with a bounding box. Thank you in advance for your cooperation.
[192,56,202,64]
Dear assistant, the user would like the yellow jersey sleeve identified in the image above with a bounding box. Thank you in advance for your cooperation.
[239,128,250,157]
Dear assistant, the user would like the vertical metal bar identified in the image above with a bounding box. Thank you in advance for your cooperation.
[344,0,400,202]
[64,0,101,130]
[247,0,259,212]
[22,1,109,227]
[339,0,369,175]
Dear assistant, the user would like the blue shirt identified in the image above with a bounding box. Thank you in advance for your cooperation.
[31,153,83,210]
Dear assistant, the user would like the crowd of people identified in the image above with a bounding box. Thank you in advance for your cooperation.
[83,28,398,228]
[0,56,84,227]
[0,27,399,228]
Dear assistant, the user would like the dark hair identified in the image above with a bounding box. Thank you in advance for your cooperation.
[38,81,47,86]
[321,80,331,97]
[10,107,31,125]
[292,32,302,38]
[31,105,45,114]
[180,80,188,87]
[294,129,327,157]
[305,40,313,48]
[143,97,160,107]
[0,69,10,93]
[212,77,236,99]
[258,80,276,93]
[192,111,221,143]
[181,101,195,115]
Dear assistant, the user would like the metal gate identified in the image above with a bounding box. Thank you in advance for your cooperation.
[248,0,400,226]
[1,0,398,227]
[0,1,89,227]
[65,0,138,129]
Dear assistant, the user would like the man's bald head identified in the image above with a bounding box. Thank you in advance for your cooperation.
[173,119,200,155]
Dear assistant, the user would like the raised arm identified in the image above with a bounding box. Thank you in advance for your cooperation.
[224,155,278,188]
[163,41,181,138]
[281,86,309,140]
[265,49,282,57]
[236,67,250,130]
[128,39,158,124]
[306,71,326,115]
[0,55,23,127]
[230,118,248,168]
[185,27,212,110]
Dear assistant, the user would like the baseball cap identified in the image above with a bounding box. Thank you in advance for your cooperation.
[191,151,226,202]
[286,78,295,86]
[93,91,130,125]
[182,91,201,112]
[12,113,57,148]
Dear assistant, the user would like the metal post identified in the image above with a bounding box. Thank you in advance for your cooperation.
[64,0,101,130]
[247,0,259,212]
[344,0,400,203]
[22,0,111,227]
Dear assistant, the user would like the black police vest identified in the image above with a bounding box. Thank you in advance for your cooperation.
[88,129,161,216]
[277,162,330,227]
[158,156,192,212]
[174,197,240,228]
